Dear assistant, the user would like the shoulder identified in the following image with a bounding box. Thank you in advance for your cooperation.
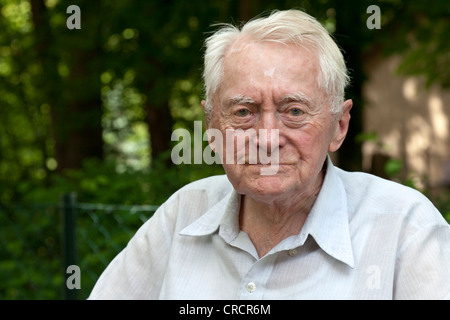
[336,167,419,201]
[169,174,233,203]
[154,174,233,227]
[335,167,446,227]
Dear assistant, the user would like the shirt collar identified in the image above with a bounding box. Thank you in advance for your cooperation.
[179,156,354,268]
[179,188,238,237]
[300,156,355,268]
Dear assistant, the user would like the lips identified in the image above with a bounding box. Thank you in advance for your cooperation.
[242,162,293,166]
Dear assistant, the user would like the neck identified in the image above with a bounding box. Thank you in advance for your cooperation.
[239,169,325,258]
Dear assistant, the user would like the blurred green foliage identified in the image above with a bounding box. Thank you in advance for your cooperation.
[1,0,449,206]
[0,199,158,299]
[0,204,61,299]
[1,0,449,299]
[21,154,224,206]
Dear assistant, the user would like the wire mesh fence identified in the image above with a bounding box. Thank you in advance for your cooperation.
[0,194,157,300]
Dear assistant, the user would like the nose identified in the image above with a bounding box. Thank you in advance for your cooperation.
[255,111,286,151]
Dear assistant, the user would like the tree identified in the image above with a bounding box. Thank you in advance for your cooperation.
[1,0,449,205]
[108,1,228,163]
[30,0,104,172]
[368,1,450,88]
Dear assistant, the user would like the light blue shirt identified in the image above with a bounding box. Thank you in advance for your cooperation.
[89,157,450,299]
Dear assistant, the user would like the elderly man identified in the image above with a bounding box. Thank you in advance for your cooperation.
[90,9,450,299]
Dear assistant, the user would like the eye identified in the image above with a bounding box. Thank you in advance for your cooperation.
[236,109,250,117]
[288,108,303,116]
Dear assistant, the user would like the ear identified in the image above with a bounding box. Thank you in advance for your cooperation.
[202,100,215,151]
[328,99,352,152]
[201,100,210,130]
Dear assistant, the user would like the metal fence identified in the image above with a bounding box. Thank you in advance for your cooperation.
[0,194,158,300]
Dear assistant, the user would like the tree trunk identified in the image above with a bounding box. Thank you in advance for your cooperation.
[54,98,103,171]
[237,0,259,21]
[334,1,364,172]
[146,102,173,165]
[30,0,104,172]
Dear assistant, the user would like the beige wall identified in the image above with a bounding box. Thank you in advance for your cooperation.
[362,55,450,189]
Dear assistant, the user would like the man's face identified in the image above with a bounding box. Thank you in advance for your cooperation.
[205,39,350,202]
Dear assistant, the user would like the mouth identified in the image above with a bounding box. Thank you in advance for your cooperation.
[241,163,294,171]
[242,162,293,166]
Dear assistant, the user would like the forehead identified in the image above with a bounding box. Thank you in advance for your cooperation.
[219,38,322,102]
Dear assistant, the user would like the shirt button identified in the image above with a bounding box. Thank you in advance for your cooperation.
[288,248,298,257]
[246,282,256,293]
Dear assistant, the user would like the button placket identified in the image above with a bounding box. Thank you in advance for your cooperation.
[237,253,278,299]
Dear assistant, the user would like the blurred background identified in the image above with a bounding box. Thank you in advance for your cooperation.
[0,0,449,299]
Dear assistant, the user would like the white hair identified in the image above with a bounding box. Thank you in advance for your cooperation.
[202,9,350,117]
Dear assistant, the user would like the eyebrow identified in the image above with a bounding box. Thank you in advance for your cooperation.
[225,91,314,108]
[226,94,256,107]
[280,91,314,107]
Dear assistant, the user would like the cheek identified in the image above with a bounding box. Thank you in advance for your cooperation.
[292,131,319,152]
[290,126,331,159]
[221,163,250,192]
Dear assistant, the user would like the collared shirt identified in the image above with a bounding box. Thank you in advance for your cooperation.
[89,157,450,299]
